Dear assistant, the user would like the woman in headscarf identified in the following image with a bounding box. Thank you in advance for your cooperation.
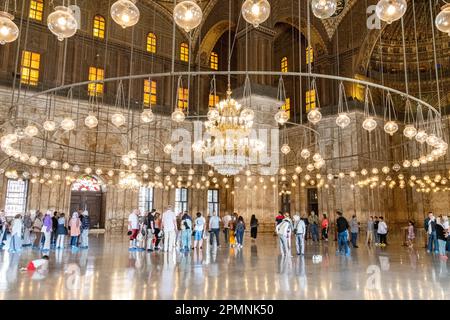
[22,212,33,247]
[10,214,23,253]
[32,211,43,249]
[69,212,81,249]
[42,211,53,252]
[80,210,90,249]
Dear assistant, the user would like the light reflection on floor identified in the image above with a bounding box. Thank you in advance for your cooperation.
[0,233,448,300]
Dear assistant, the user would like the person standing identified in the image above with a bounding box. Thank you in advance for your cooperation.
[373,216,379,245]
[366,216,374,246]
[250,214,258,240]
[377,217,388,247]
[193,212,206,250]
[127,209,139,251]
[321,214,329,241]
[22,212,33,247]
[425,212,438,253]
[32,211,43,249]
[42,211,53,252]
[80,210,90,249]
[9,214,23,253]
[51,211,58,248]
[407,220,415,249]
[146,209,156,252]
[180,212,192,252]
[209,211,220,247]
[293,214,306,255]
[222,212,232,245]
[235,216,245,248]
[350,215,359,248]
[69,212,81,249]
[161,206,177,252]
[229,213,237,247]
[308,211,319,242]
[154,212,162,250]
[56,213,67,249]
[276,216,293,257]
[436,217,448,260]
[336,211,350,256]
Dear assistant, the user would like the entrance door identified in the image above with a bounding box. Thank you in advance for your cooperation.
[70,191,103,228]
[307,188,319,215]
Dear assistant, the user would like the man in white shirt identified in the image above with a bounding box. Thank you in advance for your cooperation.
[222,212,232,245]
[161,205,177,252]
[209,211,221,247]
[128,209,139,250]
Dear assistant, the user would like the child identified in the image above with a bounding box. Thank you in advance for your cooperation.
[20,255,49,272]
[407,220,415,248]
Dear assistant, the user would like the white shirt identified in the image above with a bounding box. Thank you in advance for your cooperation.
[11,218,22,235]
[128,213,139,230]
[194,216,206,231]
[377,221,388,234]
[162,210,177,231]
[222,215,232,228]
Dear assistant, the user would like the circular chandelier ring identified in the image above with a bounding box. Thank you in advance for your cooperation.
[27,71,440,117]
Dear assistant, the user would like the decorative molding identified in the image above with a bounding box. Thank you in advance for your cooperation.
[320,0,357,40]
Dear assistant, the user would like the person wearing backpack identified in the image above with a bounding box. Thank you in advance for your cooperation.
[276,216,293,257]
[180,212,192,252]
[193,212,206,250]
[293,214,306,255]
[56,213,67,249]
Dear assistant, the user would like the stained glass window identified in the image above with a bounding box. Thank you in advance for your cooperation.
[72,175,101,192]
[281,56,288,72]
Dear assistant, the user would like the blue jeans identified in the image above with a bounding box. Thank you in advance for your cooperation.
[338,231,350,255]
[428,232,438,252]
[351,232,358,247]
[209,228,220,246]
[311,224,319,241]
[181,229,191,251]
[70,236,78,247]
[235,230,244,246]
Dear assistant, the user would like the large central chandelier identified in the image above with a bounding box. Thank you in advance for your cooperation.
[193,88,264,176]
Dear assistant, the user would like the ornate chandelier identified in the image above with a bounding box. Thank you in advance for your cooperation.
[193,88,264,176]
[118,172,141,189]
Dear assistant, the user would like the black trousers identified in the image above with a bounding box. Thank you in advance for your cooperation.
[379,233,387,245]
[250,227,257,239]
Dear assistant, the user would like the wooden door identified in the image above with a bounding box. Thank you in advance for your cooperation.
[70,191,103,228]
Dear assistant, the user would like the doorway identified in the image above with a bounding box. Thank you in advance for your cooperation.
[70,175,105,229]
[307,188,319,215]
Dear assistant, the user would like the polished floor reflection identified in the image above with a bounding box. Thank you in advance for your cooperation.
[0,233,449,300]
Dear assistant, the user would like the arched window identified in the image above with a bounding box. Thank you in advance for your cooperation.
[72,175,101,192]
[147,33,157,53]
[281,57,288,72]
[21,50,40,86]
[88,66,104,96]
[178,87,189,109]
[282,97,290,117]
[180,43,189,62]
[93,15,106,39]
[29,0,44,21]
[305,89,316,112]
[210,52,218,70]
[144,79,157,106]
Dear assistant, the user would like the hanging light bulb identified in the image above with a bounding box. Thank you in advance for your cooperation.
[60,117,75,131]
[43,120,57,132]
[140,146,150,155]
[110,0,140,28]
[426,134,439,147]
[207,108,219,122]
[312,153,322,162]
[62,162,70,170]
[171,109,185,123]
[274,110,289,125]
[241,0,271,28]
[164,144,174,154]
[0,11,19,45]
[375,0,407,24]
[392,163,401,172]
[384,120,398,136]
[240,108,254,122]
[336,113,350,129]
[173,0,202,32]
[403,125,417,139]
[29,156,38,165]
[85,114,98,128]
[47,6,78,41]
[39,158,48,166]
[415,130,427,144]
[307,109,322,124]
[436,4,450,36]
[411,159,420,168]
[362,117,377,132]
[301,148,311,159]
[382,166,390,174]
[280,144,291,155]
[311,0,337,19]
[402,160,411,168]
[140,109,154,123]
[24,125,38,137]
[111,113,126,127]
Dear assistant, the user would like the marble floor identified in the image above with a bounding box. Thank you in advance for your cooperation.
[0,232,448,300]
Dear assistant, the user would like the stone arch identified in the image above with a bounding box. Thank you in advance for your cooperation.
[354,27,385,76]
[196,20,236,66]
